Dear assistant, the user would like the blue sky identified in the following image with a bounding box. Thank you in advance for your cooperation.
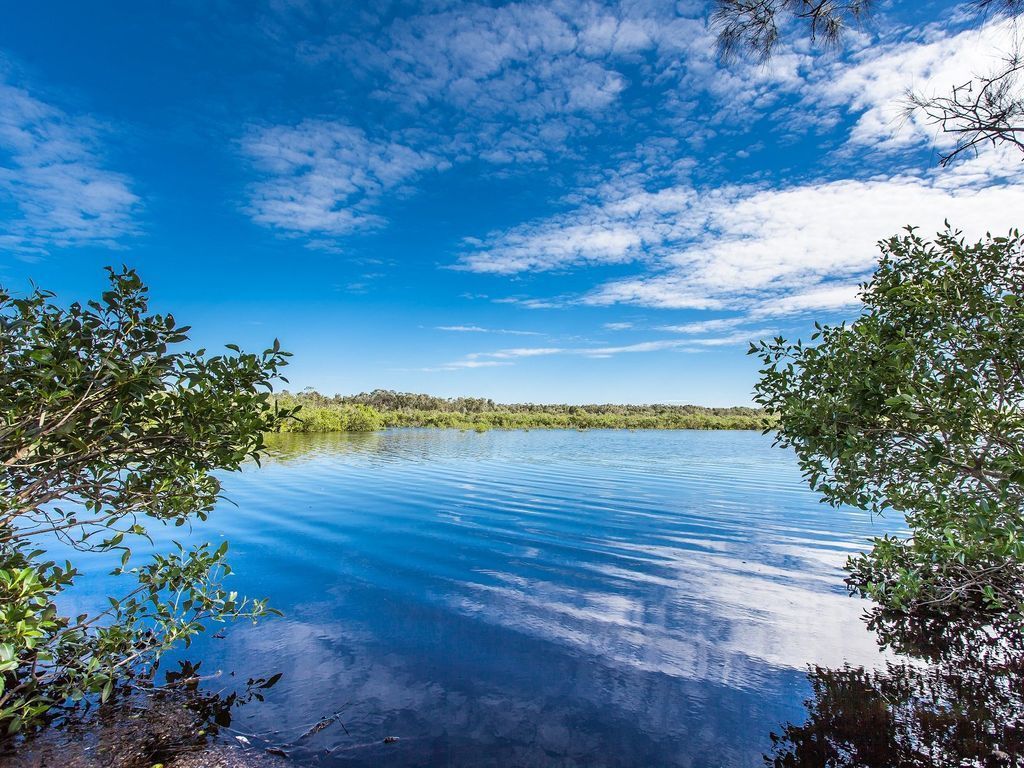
[1,1,1022,405]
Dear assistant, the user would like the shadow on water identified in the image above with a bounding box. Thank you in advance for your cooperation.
[1,660,285,768]
[765,608,1024,767]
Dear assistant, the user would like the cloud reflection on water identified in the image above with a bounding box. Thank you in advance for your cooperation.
[180,429,901,766]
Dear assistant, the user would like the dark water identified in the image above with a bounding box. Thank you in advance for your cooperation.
[79,429,905,766]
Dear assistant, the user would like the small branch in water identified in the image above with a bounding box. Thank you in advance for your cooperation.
[296,705,352,739]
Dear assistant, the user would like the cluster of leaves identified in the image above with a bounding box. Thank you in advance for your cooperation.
[0,268,296,734]
[751,227,1024,629]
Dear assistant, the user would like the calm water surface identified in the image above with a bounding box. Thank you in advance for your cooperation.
[93,430,904,766]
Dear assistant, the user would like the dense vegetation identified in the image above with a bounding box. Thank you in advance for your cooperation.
[752,227,1024,633]
[273,389,769,432]
[0,269,292,734]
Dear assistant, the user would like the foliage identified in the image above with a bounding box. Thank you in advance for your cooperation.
[715,0,1022,61]
[271,389,769,432]
[713,0,873,62]
[344,404,385,432]
[751,227,1024,630]
[280,402,384,433]
[0,268,294,734]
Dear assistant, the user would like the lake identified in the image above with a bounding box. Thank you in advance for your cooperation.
[81,429,903,766]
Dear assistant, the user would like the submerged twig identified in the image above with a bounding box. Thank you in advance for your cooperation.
[296,704,351,740]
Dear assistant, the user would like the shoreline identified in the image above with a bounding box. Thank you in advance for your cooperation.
[267,423,770,433]
[270,390,771,433]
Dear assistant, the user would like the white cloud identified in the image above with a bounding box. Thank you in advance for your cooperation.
[586,170,1024,311]
[458,185,698,274]
[437,359,514,369]
[437,10,1024,326]
[603,321,633,330]
[492,296,565,310]
[314,4,648,121]
[299,1,736,168]
[749,284,863,318]
[246,5,1022,257]
[687,328,776,347]
[461,145,1024,316]
[459,221,649,274]
[437,325,541,335]
[579,339,689,355]
[659,317,746,334]
[470,346,567,359]
[812,15,1024,154]
[242,119,440,236]
[440,328,774,369]
[0,76,139,255]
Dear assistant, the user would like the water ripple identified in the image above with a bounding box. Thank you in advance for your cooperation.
[147,430,905,767]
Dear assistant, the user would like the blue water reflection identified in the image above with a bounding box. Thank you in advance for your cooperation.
[99,430,905,766]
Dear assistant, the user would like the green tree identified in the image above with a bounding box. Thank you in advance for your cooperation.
[0,268,294,734]
[751,227,1024,630]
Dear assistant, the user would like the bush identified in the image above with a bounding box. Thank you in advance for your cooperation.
[751,227,1024,629]
[281,404,383,433]
[0,268,292,734]
[293,406,346,433]
[343,404,384,432]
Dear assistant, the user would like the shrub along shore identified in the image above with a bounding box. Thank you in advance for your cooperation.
[272,389,770,432]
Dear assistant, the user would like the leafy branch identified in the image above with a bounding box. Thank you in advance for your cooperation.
[0,268,296,734]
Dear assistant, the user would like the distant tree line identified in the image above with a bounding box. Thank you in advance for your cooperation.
[272,389,769,432]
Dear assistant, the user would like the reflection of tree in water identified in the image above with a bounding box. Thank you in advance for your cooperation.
[4,661,284,767]
[767,609,1024,767]
[260,430,387,465]
[259,428,535,467]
